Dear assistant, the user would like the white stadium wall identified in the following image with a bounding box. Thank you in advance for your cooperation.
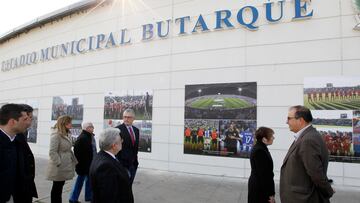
[1,0,360,187]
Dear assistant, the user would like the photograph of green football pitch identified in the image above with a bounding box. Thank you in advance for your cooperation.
[185,82,257,119]
[304,77,360,110]
[184,82,257,158]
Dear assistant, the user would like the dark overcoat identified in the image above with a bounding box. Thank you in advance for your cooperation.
[248,141,275,203]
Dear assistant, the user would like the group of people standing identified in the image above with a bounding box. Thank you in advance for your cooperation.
[248,105,335,203]
[1,103,336,203]
[0,103,138,203]
[47,108,139,203]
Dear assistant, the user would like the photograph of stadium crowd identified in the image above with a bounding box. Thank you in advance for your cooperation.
[312,110,360,163]
[353,111,360,157]
[51,96,84,138]
[104,90,152,120]
[51,96,84,121]
[184,82,257,158]
[304,77,360,110]
[104,90,153,152]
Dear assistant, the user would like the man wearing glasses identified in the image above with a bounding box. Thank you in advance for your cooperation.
[280,105,334,203]
[115,109,139,185]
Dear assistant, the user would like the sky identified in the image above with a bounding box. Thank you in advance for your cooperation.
[0,0,81,36]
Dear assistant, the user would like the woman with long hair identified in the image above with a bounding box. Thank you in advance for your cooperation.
[248,127,276,203]
[46,115,77,203]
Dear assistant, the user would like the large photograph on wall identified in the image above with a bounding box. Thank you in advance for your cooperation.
[104,90,153,152]
[51,96,84,138]
[304,77,360,163]
[184,82,257,158]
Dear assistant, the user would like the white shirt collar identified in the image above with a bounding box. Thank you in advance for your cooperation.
[0,128,16,142]
[294,124,311,141]
[104,150,117,160]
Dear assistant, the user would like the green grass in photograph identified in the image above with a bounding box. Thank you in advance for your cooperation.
[190,97,251,109]
[304,96,360,110]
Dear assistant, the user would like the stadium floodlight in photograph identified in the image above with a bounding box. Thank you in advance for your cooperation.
[184,82,257,158]
[104,90,153,152]
[238,88,242,95]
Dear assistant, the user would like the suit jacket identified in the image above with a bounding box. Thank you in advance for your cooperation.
[74,130,94,175]
[90,150,134,203]
[15,133,38,200]
[280,126,334,203]
[115,123,139,169]
[0,130,37,203]
[248,141,275,203]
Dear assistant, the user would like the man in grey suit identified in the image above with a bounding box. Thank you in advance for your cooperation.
[280,105,335,203]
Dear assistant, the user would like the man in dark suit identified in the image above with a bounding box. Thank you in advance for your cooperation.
[280,105,335,203]
[115,109,139,185]
[89,128,134,203]
[16,104,38,202]
[69,122,96,203]
[0,104,33,203]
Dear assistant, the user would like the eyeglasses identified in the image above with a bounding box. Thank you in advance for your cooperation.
[287,116,297,121]
[123,116,134,119]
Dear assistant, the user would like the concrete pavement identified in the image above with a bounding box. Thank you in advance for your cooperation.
[33,157,360,203]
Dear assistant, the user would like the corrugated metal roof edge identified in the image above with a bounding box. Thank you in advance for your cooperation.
[0,0,105,44]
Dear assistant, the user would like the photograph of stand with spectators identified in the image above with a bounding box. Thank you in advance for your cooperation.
[51,96,84,139]
[312,110,360,163]
[104,90,153,152]
[304,77,360,110]
[104,90,153,120]
[353,111,360,157]
[184,82,257,158]
[51,96,84,121]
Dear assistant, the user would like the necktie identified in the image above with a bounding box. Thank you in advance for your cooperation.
[128,127,135,146]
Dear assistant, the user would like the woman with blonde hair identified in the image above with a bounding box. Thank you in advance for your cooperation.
[46,115,77,203]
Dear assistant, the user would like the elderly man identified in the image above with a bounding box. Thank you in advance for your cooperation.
[115,109,139,185]
[69,122,96,203]
[89,128,134,203]
[0,104,32,203]
[280,105,335,203]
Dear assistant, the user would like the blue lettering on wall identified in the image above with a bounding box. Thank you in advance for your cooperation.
[1,1,315,72]
[293,0,313,20]
[215,10,234,29]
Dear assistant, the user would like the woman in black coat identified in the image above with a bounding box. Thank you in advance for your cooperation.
[248,127,275,203]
